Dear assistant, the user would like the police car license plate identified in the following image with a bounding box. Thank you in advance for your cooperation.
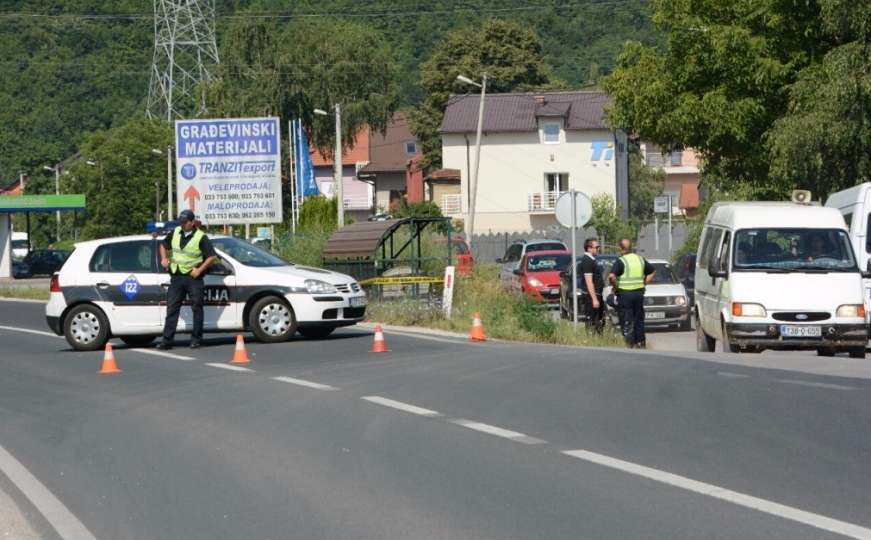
[780,325,821,338]
[350,296,367,307]
[645,311,666,320]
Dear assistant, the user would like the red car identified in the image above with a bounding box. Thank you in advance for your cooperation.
[513,250,571,305]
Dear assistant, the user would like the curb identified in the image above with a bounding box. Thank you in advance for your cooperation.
[0,297,48,304]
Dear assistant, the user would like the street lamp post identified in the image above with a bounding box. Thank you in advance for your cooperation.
[456,73,487,250]
[314,106,343,228]
[43,164,61,242]
[151,147,173,220]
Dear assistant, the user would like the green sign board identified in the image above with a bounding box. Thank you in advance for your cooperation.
[0,194,86,213]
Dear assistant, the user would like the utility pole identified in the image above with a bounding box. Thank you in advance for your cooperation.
[457,73,487,250]
[166,146,173,219]
[43,164,61,242]
[335,103,343,229]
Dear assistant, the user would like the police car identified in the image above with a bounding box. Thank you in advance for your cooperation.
[45,234,367,351]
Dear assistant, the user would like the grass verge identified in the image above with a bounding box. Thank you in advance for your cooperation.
[365,264,623,348]
[0,287,50,301]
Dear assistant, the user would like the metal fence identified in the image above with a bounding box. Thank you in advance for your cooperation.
[470,221,690,263]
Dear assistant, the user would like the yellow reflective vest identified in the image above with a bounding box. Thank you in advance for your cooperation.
[169,227,204,275]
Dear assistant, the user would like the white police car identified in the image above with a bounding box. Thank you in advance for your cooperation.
[45,234,367,351]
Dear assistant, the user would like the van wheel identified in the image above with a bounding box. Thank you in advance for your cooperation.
[249,296,296,343]
[120,335,157,348]
[696,315,715,352]
[847,347,866,359]
[64,304,110,351]
[817,347,836,357]
[720,322,740,353]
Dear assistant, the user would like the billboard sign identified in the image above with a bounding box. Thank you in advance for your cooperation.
[175,117,282,225]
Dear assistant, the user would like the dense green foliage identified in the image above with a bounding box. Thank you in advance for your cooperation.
[604,0,871,199]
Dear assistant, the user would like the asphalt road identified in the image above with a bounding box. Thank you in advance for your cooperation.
[1,300,870,539]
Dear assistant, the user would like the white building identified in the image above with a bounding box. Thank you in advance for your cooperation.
[438,91,627,233]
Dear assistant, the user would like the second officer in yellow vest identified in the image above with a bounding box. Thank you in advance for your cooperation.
[608,238,656,349]
[157,210,218,350]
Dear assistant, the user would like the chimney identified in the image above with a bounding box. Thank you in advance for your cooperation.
[534,95,546,105]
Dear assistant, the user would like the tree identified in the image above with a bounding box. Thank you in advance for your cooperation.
[767,1,871,198]
[65,118,172,239]
[206,18,400,153]
[602,1,834,195]
[628,147,665,224]
[410,19,558,171]
[590,194,634,246]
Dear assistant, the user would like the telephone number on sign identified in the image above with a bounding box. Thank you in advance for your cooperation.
[203,192,276,201]
[204,211,278,220]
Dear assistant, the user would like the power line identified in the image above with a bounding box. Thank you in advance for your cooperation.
[0,0,650,22]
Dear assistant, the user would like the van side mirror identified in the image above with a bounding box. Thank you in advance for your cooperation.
[708,268,727,279]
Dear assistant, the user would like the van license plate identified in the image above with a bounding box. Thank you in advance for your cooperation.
[780,325,821,338]
[350,296,367,307]
[645,311,666,320]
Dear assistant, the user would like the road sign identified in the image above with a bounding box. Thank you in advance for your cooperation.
[654,195,670,214]
[175,117,282,226]
[555,191,593,228]
[442,266,456,318]
[257,227,271,239]
[0,194,86,213]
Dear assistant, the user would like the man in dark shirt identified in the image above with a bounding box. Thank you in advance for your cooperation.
[579,238,605,332]
[608,239,655,348]
[156,210,217,349]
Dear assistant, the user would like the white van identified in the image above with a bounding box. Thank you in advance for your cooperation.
[824,182,871,307]
[694,202,867,357]
[11,232,28,261]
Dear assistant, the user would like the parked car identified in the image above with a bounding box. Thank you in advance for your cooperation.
[19,249,71,277]
[694,202,867,356]
[498,239,568,286]
[602,260,691,331]
[46,235,367,351]
[512,250,571,306]
[12,260,31,279]
[673,252,697,307]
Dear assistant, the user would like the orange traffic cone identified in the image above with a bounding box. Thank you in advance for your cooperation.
[371,324,389,353]
[469,312,487,342]
[98,343,122,374]
[230,335,250,364]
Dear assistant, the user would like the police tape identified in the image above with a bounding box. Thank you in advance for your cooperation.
[359,276,445,286]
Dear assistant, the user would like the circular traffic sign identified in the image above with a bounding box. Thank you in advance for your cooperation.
[555,191,593,228]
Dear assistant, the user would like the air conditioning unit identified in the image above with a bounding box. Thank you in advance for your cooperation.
[791,190,812,204]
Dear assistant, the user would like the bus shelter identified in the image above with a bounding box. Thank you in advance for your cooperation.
[0,194,86,278]
[321,217,454,297]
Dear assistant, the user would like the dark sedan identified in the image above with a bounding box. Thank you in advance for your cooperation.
[18,249,71,277]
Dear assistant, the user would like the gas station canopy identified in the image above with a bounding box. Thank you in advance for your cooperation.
[0,194,86,213]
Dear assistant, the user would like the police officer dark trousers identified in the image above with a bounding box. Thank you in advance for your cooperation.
[157,210,217,350]
[608,239,655,348]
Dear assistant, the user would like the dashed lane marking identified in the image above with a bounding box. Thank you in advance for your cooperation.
[773,379,856,391]
[360,396,441,417]
[0,443,98,540]
[0,325,61,338]
[717,371,750,379]
[449,419,546,445]
[272,376,336,390]
[204,363,254,373]
[127,348,195,361]
[562,449,871,540]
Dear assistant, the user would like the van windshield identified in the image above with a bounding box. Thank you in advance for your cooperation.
[733,228,857,272]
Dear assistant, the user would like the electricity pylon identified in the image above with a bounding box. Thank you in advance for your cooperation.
[146,0,220,121]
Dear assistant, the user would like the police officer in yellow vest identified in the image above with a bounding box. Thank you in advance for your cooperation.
[608,239,656,348]
[156,210,217,350]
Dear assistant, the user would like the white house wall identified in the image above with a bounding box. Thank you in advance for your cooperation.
[442,128,618,233]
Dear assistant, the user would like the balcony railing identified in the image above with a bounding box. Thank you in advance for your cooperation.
[527,191,563,212]
[441,193,462,215]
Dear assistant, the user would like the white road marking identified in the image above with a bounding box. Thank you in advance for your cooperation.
[773,379,856,391]
[272,376,336,390]
[717,371,750,379]
[0,443,98,540]
[385,330,470,345]
[130,348,195,361]
[0,325,61,338]
[204,363,254,373]
[562,448,871,540]
[0,325,193,361]
[360,396,441,417]
[449,419,546,445]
